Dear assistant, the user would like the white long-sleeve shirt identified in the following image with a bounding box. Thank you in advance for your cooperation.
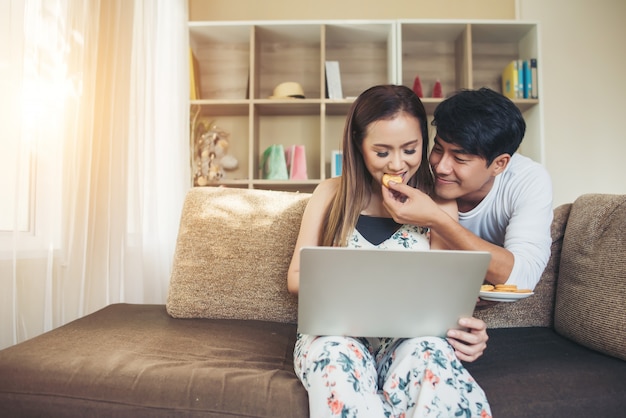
[459,153,553,290]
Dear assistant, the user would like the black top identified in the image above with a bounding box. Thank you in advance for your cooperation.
[355,215,402,246]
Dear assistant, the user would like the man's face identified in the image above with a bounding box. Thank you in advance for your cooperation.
[429,136,507,212]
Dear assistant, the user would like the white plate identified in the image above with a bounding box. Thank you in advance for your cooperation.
[479,291,534,302]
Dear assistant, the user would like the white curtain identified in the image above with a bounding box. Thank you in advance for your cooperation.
[0,0,190,349]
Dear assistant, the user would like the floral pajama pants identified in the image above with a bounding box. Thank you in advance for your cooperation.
[294,333,492,418]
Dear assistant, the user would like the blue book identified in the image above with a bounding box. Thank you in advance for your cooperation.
[530,58,538,99]
[522,60,531,99]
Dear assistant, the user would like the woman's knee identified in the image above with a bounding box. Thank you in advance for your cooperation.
[394,336,454,358]
[305,336,369,361]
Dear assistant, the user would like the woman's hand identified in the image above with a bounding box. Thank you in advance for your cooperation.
[446,317,488,362]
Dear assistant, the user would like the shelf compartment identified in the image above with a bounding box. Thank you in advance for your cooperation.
[398,22,470,98]
[324,22,396,98]
[254,113,322,181]
[470,22,539,93]
[189,23,252,100]
[190,110,251,184]
[253,24,322,100]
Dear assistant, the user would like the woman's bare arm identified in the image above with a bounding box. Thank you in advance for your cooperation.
[287,178,339,294]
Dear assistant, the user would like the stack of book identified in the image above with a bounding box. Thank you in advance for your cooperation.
[501,59,538,99]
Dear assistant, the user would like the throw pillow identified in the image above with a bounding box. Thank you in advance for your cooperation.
[554,194,626,361]
[166,187,310,323]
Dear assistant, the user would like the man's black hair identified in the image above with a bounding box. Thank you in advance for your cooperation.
[432,87,526,165]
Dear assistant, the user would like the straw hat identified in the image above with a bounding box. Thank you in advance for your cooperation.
[269,81,305,99]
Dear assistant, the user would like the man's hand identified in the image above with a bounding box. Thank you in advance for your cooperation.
[381,181,443,227]
[446,317,488,362]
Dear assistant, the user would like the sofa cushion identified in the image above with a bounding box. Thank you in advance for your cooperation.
[554,194,626,361]
[167,187,310,323]
[0,304,308,418]
[465,327,626,418]
[474,203,571,328]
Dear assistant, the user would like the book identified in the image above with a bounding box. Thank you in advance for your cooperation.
[331,150,342,178]
[530,58,538,99]
[522,59,531,99]
[517,59,525,98]
[189,48,201,100]
[325,61,343,99]
[501,60,518,99]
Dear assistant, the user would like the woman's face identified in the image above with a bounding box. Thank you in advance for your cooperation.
[360,112,423,187]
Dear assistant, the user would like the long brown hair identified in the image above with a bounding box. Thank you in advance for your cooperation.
[322,84,433,247]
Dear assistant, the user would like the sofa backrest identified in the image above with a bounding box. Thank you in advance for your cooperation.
[165,187,569,327]
[474,203,571,328]
[167,187,310,323]
[554,194,626,361]
[167,187,625,356]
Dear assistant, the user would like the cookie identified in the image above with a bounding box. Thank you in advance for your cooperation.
[480,284,495,291]
[382,173,402,188]
[494,284,518,292]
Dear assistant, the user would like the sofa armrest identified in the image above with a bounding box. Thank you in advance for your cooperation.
[474,203,572,328]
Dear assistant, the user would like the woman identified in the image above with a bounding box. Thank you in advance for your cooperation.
[287,85,491,418]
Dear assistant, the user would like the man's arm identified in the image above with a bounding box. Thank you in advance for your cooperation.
[384,163,553,289]
[494,169,553,289]
[428,212,514,284]
[382,183,514,284]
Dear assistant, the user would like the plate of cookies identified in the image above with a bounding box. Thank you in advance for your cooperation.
[479,284,534,302]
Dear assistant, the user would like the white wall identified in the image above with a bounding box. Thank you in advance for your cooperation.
[519,0,626,207]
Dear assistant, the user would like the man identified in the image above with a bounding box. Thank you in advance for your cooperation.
[383,87,553,290]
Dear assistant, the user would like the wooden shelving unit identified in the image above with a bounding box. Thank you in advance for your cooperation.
[189,20,542,192]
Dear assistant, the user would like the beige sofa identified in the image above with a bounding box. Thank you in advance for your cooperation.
[0,187,624,417]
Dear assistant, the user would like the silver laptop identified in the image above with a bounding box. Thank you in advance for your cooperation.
[297,247,491,338]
